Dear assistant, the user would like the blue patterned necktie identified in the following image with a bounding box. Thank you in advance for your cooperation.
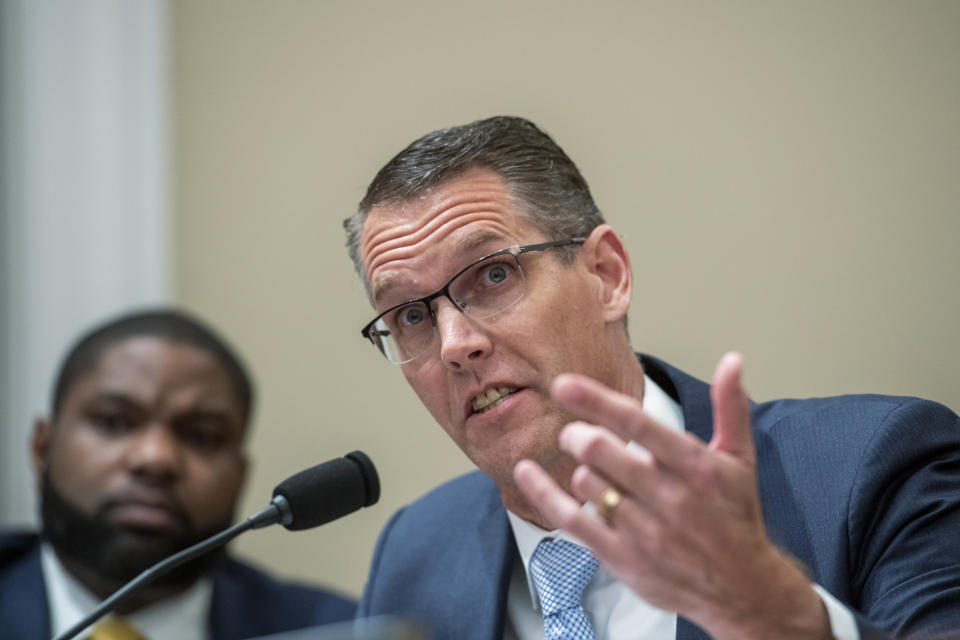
[529,538,599,640]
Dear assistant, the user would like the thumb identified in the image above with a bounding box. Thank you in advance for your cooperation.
[708,352,755,463]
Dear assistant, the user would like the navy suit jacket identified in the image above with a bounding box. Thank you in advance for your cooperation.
[0,532,356,640]
[359,355,960,639]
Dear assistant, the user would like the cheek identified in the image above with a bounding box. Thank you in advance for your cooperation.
[403,362,451,418]
[543,281,603,346]
[181,456,244,520]
[47,432,123,511]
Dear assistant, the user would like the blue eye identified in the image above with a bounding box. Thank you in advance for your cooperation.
[481,262,512,285]
[397,305,426,328]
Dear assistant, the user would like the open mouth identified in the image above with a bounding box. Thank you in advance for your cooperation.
[472,387,518,414]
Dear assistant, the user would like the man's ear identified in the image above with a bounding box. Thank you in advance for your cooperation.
[581,225,632,324]
[31,417,53,480]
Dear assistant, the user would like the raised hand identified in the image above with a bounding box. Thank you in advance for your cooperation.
[513,353,830,640]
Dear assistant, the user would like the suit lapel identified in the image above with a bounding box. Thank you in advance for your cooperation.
[640,354,714,445]
[208,570,237,640]
[642,356,718,640]
[208,559,265,640]
[676,616,713,640]
[440,477,514,640]
[0,537,51,640]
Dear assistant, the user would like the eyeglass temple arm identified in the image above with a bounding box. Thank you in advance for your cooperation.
[517,237,586,255]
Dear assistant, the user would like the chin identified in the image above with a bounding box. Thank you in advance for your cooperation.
[476,442,558,487]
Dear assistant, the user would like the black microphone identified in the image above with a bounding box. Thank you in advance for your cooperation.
[271,450,379,530]
[53,451,380,640]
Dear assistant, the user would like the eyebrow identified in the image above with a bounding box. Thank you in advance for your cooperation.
[172,409,239,436]
[455,230,505,256]
[371,231,510,305]
[91,391,143,411]
[92,391,234,416]
[90,391,241,426]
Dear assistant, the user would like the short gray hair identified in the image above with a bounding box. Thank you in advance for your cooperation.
[344,116,606,289]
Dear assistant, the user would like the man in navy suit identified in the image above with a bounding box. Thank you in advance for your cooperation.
[343,116,960,639]
[0,309,356,639]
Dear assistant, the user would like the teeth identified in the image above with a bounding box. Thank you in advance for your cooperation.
[472,387,516,413]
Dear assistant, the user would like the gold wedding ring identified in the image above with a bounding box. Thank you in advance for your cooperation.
[595,487,622,524]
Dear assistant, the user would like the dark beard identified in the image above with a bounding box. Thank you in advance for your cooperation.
[40,472,232,594]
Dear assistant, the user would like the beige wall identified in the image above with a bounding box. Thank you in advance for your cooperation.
[172,1,960,598]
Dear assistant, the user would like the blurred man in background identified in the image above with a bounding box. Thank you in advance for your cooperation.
[0,309,356,639]
[345,116,960,639]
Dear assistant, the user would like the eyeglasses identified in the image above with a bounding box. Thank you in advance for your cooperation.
[361,238,586,364]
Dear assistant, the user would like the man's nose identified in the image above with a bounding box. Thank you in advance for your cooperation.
[434,299,492,371]
[124,423,182,482]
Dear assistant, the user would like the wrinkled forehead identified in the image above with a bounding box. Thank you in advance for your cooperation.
[359,171,541,304]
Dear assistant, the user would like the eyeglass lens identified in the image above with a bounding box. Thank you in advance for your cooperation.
[369,251,526,362]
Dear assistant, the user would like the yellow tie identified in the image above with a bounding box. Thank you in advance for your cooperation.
[86,617,146,640]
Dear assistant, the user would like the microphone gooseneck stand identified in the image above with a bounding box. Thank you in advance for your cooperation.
[51,451,379,640]
[52,498,291,640]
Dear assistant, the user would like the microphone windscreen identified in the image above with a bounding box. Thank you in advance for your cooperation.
[272,451,380,531]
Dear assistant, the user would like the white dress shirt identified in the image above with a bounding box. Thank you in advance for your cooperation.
[503,375,859,640]
[41,542,213,640]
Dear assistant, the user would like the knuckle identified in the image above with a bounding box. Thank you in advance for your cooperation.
[657,484,695,529]
[624,460,647,490]
[686,452,717,490]
[570,466,593,497]
[658,483,686,513]
[646,524,668,556]
[580,433,608,460]
[554,507,581,532]
[626,412,646,438]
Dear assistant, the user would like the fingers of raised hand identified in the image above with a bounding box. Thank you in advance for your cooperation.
[559,421,647,483]
[557,415,721,506]
[551,374,644,444]
[552,374,704,472]
[513,458,666,577]
[708,352,756,463]
[565,440,712,538]
[513,459,619,549]
[566,463,716,602]
[569,465,644,530]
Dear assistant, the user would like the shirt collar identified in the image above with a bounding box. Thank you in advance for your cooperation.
[41,541,214,639]
[506,373,685,609]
